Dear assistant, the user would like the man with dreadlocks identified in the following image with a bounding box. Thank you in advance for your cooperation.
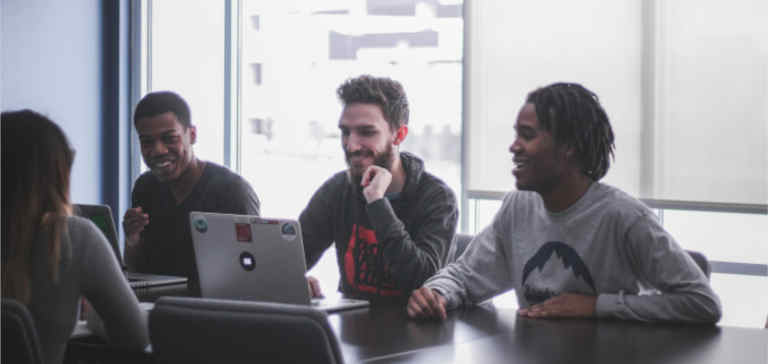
[407,82,721,323]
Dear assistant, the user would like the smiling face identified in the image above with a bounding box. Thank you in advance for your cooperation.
[136,111,196,182]
[339,103,399,182]
[510,103,571,193]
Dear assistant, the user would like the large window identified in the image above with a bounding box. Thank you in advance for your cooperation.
[238,1,463,219]
[237,1,463,297]
[465,0,767,208]
[466,1,644,197]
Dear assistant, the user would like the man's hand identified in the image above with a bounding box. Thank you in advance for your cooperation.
[123,207,149,247]
[307,275,324,298]
[407,287,447,320]
[361,165,392,203]
[517,293,597,319]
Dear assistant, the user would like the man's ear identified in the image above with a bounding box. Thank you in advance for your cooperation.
[393,124,409,146]
[188,125,197,144]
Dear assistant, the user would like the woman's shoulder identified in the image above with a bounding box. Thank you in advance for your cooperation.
[65,215,110,251]
[66,215,100,236]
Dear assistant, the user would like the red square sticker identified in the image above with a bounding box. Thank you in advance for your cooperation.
[235,223,252,242]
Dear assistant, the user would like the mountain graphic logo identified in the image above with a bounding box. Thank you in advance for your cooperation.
[521,241,596,304]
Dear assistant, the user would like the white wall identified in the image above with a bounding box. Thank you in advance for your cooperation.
[2,0,103,204]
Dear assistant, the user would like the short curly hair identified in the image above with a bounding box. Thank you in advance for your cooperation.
[337,75,409,130]
[134,91,192,128]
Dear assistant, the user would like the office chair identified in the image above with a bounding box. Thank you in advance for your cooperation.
[150,296,345,364]
[446,233,473,263]
[685,250,711,280]
[2,298,43,364]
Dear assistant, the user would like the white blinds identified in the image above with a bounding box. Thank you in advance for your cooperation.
[650,0,767,205]
[466,0,767,207]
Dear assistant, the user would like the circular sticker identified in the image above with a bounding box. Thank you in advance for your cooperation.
[239,252,255,271]
[193,216,208,233]
[281,223,297,241]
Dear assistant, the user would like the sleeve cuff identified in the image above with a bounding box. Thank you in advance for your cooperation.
[425,283,460,310]
[595,293,623,318]
[365,197,400,232]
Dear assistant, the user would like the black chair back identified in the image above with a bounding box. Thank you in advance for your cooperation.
[2,298,43,364]
[685,250,711,279]
[150,296,344,364]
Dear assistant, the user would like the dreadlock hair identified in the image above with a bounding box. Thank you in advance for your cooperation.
[337,75,409,131]
[526,82,615,181]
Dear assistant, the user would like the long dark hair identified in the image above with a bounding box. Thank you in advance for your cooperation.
[2,110,74,303]
[526,83,615,181]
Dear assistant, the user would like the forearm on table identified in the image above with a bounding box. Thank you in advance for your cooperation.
[596,288,722,323]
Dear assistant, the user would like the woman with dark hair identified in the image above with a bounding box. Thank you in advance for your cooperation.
[2,110,149,364]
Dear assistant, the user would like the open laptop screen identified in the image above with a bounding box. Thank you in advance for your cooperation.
[73,204,124,268]
[74,204,188,289]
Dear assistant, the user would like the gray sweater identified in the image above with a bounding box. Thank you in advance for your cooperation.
[425,182,722,323]
[27,216,149,364]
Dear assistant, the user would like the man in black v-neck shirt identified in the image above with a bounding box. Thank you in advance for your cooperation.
[123,92,260,294]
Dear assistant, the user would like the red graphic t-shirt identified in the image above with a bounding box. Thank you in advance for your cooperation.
[343,224,402,296]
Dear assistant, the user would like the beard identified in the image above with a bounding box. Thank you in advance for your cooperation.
[345,143,396,186]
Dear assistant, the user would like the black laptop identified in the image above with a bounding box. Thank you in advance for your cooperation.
[74,204,187,289]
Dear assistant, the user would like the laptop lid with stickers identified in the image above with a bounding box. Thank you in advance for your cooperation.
[190,212,370,313]
[190,212,311,305]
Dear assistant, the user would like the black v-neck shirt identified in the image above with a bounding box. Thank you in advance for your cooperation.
[131,162,260,291]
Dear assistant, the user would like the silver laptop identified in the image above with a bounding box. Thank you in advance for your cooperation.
[189,211,369,313]
[74,204,187,289]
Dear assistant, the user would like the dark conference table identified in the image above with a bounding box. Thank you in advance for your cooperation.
[331,303,767,364]
[68,288,768,364]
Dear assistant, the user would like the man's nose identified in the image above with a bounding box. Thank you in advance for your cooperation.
[150,140,168,156]
[345,134,362,152]
[509,141,518,154]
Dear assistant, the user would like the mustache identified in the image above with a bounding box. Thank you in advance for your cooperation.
[345,149,374,158]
